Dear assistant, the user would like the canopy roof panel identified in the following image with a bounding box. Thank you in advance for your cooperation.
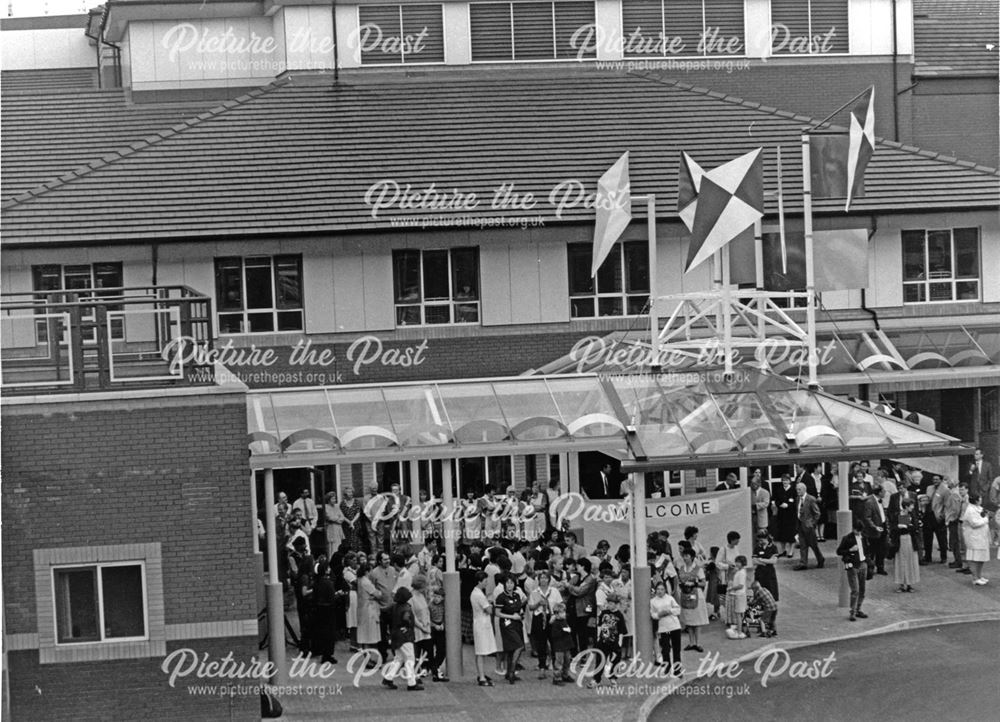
[246,367,963,470]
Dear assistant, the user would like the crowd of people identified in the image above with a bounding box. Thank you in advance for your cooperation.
[261,452,999,688]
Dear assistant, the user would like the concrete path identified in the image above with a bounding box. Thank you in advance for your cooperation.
[276,547,1000,721]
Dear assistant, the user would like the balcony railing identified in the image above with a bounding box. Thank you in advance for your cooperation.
[1,285,216,394]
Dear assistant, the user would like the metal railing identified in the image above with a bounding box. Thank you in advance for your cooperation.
[1,285,216,393]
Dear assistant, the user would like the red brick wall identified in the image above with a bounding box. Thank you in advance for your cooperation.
[1,392,259,721]
[6,639,260,722]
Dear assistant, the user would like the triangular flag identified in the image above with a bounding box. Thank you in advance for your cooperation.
[677,152,705,232]
[810,87,875,211]
[685,148,764,272]
[591,152,632,277]
[845,87,875,211]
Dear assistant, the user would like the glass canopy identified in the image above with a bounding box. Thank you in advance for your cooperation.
[246,367,961,469]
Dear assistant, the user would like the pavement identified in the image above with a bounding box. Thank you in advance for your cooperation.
[273,544,1000,721]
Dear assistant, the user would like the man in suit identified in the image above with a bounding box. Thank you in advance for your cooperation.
[794,465,818,498]
[793,482,824,570]
[715,473,740,492]
[859,485,888,578]
[967,449,995,501]
[919,475,947,564]
[585,463,620,500]
[836,520,870,621]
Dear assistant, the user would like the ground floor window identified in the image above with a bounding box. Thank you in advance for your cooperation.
[215,255,303,333]
[54,563,146,644]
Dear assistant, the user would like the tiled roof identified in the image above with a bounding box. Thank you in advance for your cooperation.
[913,0,1000,77]
[1,68,98,93]
[0,88,230,199]
[2,70,998,245]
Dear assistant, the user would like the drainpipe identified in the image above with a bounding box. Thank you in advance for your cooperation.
[891,0,899,141]
[331,0,339,83]
[862,216,881,331]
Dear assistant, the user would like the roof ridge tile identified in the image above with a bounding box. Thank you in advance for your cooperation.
[3,77,291,209]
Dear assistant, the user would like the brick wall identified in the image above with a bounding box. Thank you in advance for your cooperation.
[6,638,259,722]
[1,391,258,721]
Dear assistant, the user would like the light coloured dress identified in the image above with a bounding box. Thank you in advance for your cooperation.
[325,502,345,553]
[357,574,380,645]
[471,586,497,655]
[677,561,709,628]
[962,503,991,562]
[343,566,358,629]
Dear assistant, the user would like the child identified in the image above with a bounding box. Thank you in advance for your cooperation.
[549,601,574,685]
[427,587,449,681]
[724,556,748,639]
[591,592,627,687]
[749,580,777,637]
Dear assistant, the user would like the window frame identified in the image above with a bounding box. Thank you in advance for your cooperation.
[31,262,125,343]
[901,228,981,304]
[356,4,446,66]
[568,240,650,319]
[51,561,149,646]
[468,0,597,63]
[769,0,851,57]
[214,255,304,335]
[619,0,747,59]
[392,247,481,327]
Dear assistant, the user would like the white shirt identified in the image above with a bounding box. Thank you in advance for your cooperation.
[854,533,866,562]
[393,567,413,592]
[293,497,318,525]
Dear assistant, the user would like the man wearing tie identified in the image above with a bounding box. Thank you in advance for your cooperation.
[967,449,995,501]
[587,463,616,500]
[793,482,824,570]
[860,486,889,578]
[292,488,318,532]
[837,520,870,621]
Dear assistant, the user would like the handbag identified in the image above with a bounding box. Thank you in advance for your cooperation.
[680,590,698,610]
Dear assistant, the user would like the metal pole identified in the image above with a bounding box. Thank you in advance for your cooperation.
[801,132,819,387]
[441,461,463,678]
[754,218,765,344]
[837,461,852,607]
[263,468,288,684]
[647,194,659,362]
[721,247,733,377]
[633,473,653,664]
[409,460,422,544]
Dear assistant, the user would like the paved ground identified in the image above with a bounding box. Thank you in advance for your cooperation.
[274,545,1000,721]
[648,621,1000,722]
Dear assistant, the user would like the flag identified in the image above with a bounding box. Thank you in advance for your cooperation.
[810,87,875,211]
[730,229,870,291]
[685,148,764,273]
[591,152,632,277]
[677,152,704,232]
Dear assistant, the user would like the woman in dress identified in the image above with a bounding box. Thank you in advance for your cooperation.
[772,474,797,556]
[471,570,497,686]
[339,487,363,552]
[611,566,633,659]
[893,498,921,592]
[683,526,709,563]
[356,563,381,654]
[962,493,992,586]
[324,492,345,555]
[752,529,780,602]
[676,547,708,653]
[495,575,526,684]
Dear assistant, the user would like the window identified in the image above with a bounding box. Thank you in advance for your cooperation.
[901,228,980,303]
[621,0,745,58]
[54,563,146,644]
[32,263,124,342]
[392,248,480,325]
[357,5,445,64]
[647,470,683,496]
[469,1,596,62]
[215,256,303,333]
[770,0,849,55]
[34,544,164,664]
[568,241,649,318]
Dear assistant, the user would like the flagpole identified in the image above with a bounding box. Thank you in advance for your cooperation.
[754,219,765,342]
[777,146,788,274]
[647,194,658,363]
[721,246,733,377]
[801,132,819,388]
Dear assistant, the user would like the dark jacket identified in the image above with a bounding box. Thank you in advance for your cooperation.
[567,573,598,619]
[390,601,414,650]
[836,532,868,567]
[859,496,886,539]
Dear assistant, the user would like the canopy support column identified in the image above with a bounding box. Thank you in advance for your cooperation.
[263,468,288,684]
[409,460,421,543]
[633,473,653,664]
[441,461,463,678]
[838,461,852,607]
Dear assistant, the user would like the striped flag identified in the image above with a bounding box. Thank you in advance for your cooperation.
[810,87,875,211]
[685,148,765,273]
[591,152,632,277]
